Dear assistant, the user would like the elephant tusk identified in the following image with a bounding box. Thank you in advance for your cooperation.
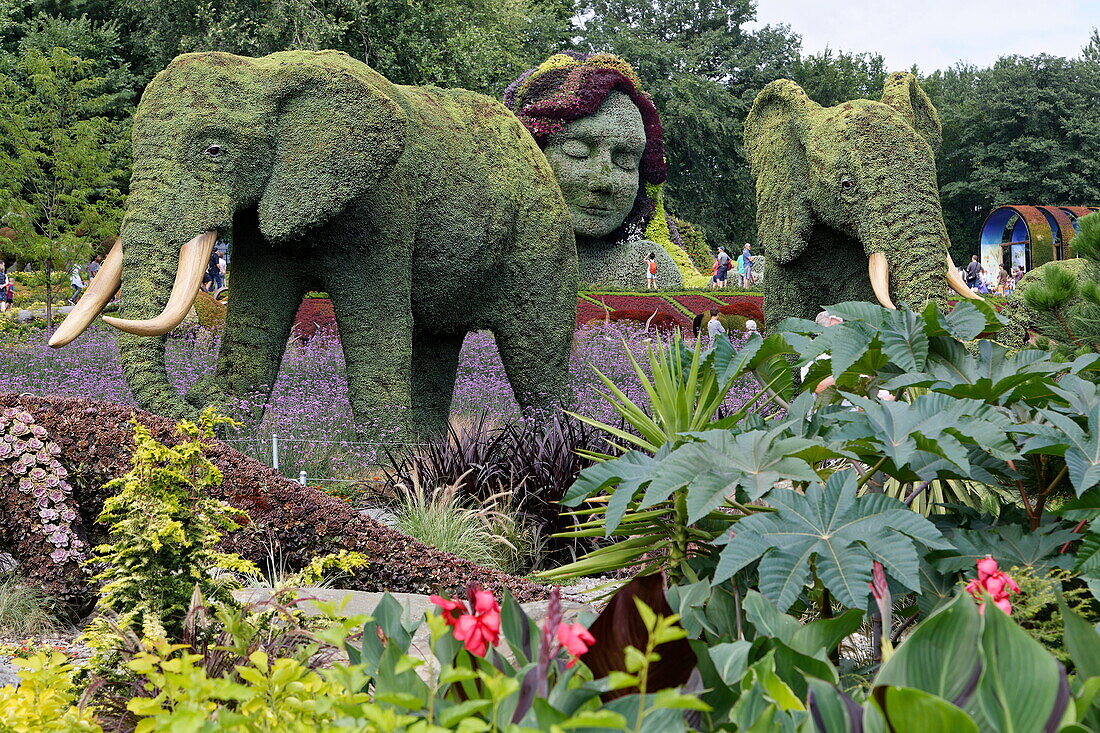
[49,238,124,348]
[102,231,217,337]
[868,252,897,310]
[946,254,981,300]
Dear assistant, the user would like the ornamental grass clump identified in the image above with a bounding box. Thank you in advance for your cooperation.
[0,574,59,637]
[85,409,259,643]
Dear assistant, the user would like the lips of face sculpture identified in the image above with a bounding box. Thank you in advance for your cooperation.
[543,91,646,241]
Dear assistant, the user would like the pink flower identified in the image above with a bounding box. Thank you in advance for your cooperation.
[434,586,502,657]
[430,594,465,627]
[556,622,595,668]
[966,556,1020,615]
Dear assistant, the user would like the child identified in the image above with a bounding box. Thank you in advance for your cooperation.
[645,252,658,291]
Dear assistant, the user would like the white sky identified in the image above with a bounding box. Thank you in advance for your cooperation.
[749,0,1100,73]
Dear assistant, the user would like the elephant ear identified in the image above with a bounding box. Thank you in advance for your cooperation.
[880,72,942,153]
[258,52,407,243]
[743,79,817,265]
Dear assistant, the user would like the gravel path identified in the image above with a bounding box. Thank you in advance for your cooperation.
[0,659,19,688]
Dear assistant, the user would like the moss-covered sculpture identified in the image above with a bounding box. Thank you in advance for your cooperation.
[744,73,978,329]
[505,52,709,289]
[52,51,578,439]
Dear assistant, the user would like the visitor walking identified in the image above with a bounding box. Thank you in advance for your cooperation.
[711,246,731,290]
[68,263,85,304]
[0,263,9,312]
[645,251,658,290]
[997,265,1009,295]
[738,244,755,288]
[88,254,102,281]
[206,249,224,291]
[706,308,726,343]
[964,255,981,289]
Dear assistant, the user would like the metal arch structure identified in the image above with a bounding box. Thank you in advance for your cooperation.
[979,205,1100,271]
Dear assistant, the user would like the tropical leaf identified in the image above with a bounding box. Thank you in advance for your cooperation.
[713,473,949,610]
[930,522,1077,574]
[642,429,820,521]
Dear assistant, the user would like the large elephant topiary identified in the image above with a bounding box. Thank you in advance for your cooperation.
[744,72,979,329]
[51,50,578,439]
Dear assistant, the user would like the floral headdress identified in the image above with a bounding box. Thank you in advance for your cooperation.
[504,52,668,237]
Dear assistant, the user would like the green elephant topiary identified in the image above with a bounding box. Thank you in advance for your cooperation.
[51,50,578,440]
[744,72,978,329]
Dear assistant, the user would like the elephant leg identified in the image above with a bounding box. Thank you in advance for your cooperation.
[409,330,465,439]
[188,222,307,419]
[320,257,413,441]
[493,316,573,421]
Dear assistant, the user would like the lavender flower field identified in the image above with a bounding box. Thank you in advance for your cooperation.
[0,323,760,481]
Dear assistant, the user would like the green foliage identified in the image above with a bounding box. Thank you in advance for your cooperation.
[0,45,126,324]
[0,573,59,637]
[391,477,536,574]
[0,652,102,732]
[86,409,259,641]
[1005,566,1097,664]
[555,301,1099,614]
[1007,212,1100,356]
[714,473,949,611]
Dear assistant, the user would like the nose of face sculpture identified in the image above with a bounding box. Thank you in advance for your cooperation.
[544,91,646,240]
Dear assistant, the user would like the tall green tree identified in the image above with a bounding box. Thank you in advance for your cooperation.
[924,50,1100,258]
[787,47,887,107]
[0,46,126,324]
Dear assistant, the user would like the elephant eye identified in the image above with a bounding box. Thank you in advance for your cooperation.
[840,176,855,191]
[203,144,224,158]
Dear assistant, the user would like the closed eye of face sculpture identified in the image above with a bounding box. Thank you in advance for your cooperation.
[544,91,647,241]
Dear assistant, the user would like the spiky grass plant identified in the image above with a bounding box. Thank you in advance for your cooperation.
[391,472,536,575]
[0,574,59,637]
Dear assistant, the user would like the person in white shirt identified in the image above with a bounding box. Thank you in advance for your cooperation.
[706,308,726,342]
[68,263,85,304]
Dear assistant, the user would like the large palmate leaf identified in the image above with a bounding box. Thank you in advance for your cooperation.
[1030,402,1100,496]
[641,429,821,522]
[930,522,1077,574]
[713,473,949,610]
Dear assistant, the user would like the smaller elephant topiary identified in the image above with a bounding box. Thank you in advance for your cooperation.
[744,72,979,329]
[51,50,578,440]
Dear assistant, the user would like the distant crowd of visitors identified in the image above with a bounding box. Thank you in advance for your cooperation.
[962,254,1026,296]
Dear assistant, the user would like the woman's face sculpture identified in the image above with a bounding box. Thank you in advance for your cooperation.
[543,91,646,241]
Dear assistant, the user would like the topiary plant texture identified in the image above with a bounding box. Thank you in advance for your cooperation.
[51,50,578,440]
[744,72,978,329]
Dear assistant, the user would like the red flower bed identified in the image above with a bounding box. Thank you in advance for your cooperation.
[576,299,608,325]
[718,301,765,323]
[292,299,337,341]
[585,295,690,328]
[607,309,678,332]
[672,295,723,315]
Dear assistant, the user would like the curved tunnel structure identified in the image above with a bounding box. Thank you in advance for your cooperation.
[979,205,1099,277]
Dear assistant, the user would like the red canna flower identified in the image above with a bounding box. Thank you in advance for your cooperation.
[430,594,466,628]
[556,622,596,668]
[447,585,502,657]
[965,555,1020,615]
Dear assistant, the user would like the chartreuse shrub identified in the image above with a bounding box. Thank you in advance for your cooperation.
[84,409,260,645]
[0,653,101,732]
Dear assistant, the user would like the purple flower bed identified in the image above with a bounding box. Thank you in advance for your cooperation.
[0,323,761,479]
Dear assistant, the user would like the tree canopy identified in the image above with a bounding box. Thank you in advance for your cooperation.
[0,0,1096,262]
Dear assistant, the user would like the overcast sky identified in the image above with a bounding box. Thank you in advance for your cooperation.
[749,0,1099,73]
